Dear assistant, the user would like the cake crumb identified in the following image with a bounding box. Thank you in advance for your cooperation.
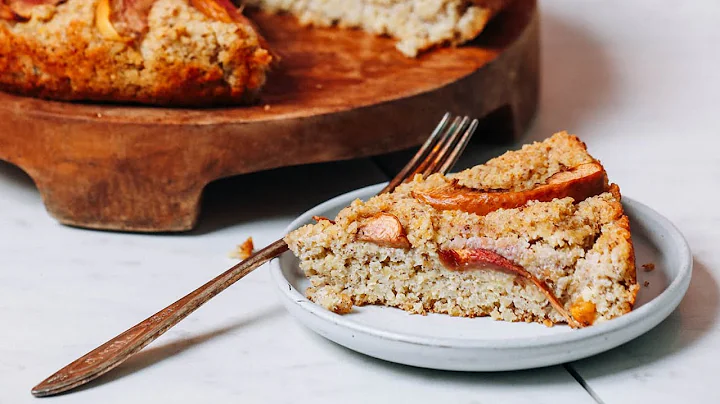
[312,287,353,314]
[644,281,650,287]
[263,104,271,111]
[543,319,554,327]
[312,215,335,224]
[230,237,254,260]
[642,263,655,272]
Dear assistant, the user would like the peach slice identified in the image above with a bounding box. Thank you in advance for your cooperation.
[356,213,411,249]
[190,0,245,23]
[413,162,607,216]
[569,298,596,327]
[102,0,155,39]
[96,0,124,40]
[438,248,584,328]
[0,3,18,21]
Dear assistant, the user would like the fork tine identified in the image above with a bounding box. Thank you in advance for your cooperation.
[413,116,462,176]
[380,113,451,194]
[396,112,451,178]
[420,116,470,177]
[381,113,477,195]
[437,118,478,175]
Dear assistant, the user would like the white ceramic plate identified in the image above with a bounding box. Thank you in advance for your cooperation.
[269,183,692,371]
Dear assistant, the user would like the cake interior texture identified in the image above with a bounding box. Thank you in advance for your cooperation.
[285,132,639,327]
[245,0,508,57]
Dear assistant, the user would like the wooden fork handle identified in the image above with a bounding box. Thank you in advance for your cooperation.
[31,238,289,397]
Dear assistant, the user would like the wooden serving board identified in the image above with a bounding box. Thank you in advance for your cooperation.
[0,0,538,232]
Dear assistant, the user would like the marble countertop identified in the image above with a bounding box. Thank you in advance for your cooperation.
[2,1,719,403]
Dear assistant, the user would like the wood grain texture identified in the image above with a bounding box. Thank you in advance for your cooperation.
[0,0,538,232]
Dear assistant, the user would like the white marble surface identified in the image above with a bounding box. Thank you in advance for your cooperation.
[528,1,720,403]
[1,0,719,402]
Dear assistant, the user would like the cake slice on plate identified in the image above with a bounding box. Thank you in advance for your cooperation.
[285,132,638,328]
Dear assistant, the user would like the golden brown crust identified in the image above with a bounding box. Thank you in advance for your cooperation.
[0,0,273,106]
[413,162,608,216]
[0,4,16,21]
[449,131,599,192]
[616,213,639,308]
[0,33,261,105]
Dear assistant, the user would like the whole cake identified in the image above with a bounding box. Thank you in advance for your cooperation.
[0,0,509,105]
[0,0,274,105]
[285,132,639,328]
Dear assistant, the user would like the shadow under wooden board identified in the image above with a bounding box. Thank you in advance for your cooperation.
[0,0,539,232]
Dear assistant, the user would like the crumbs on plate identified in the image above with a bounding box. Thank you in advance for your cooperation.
[642,262,656,272]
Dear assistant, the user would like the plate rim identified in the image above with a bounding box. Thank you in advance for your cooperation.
[270,182,693,350]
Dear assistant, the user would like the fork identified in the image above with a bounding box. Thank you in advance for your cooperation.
[31,113,479,397]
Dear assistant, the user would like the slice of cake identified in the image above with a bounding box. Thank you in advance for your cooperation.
[245,0,510,57]
[285,132,638,327]
[0,0,273,105]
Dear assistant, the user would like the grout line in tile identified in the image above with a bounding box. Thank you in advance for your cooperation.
[564,363,607,404]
